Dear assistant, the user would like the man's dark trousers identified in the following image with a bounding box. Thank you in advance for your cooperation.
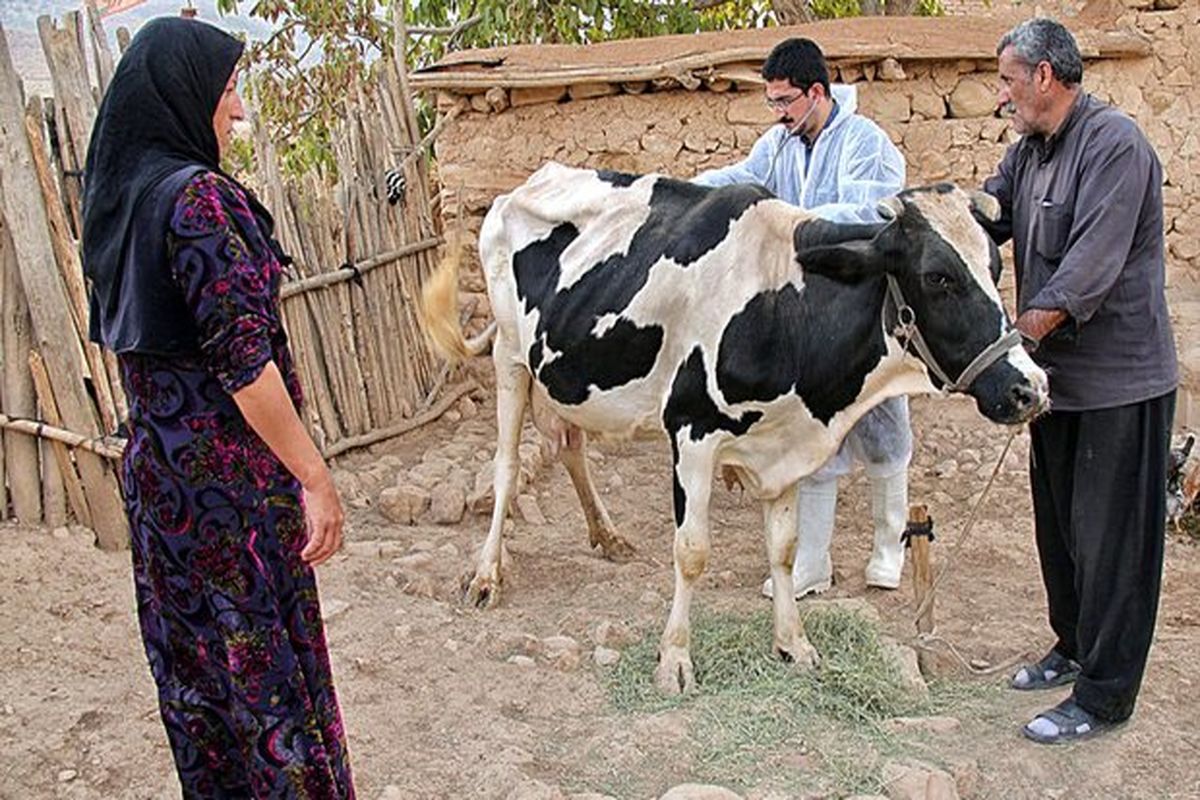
[1029,391,1175,722]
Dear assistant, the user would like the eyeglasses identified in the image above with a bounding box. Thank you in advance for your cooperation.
[764,92,807,111]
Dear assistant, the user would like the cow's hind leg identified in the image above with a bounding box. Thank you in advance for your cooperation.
[655,438,716,695]
[464,345,531,608]
[559,427,635,561]
[763,484,820,669]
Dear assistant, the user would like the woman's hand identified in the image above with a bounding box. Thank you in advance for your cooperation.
[232,361,346,567]
[300,471,344,566]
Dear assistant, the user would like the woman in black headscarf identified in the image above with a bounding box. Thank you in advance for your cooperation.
[82,17,354,798]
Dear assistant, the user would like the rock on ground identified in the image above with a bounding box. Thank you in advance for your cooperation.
[881,758,959,800]
[659,785,744,800]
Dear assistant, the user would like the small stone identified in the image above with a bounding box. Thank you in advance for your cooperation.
[878,57,906,81]
[429,475,467,524]
[590,619,637,648]
[408,457,454,490]
[933,459,957,478]
[593,646,621,667]
[881,639,930,702]
[499,632,543,657]
[57,769,78,783]
[885,715,961,734]
[544,633,580,662]
[949,758,981,799]
[51,527,72,541]
[507,655,536,668]
[880,758,959,800]
[321,599,351,621]
[484,87,510,113]
[457,396,479,419]
[542,635,582,670]
[378,785,405,800]
[393,552,436,572]
[1,704,13,715]
[639,589,664,607]
[378,485,429,525]
[509,778,568,800]
[469,464,497,514]
[516,494,547,524]
[658,784,743,800]
[712,570,737,589]
[444,639,460,653]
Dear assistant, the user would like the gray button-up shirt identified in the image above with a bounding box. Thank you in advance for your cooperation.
[982,93,1177,411]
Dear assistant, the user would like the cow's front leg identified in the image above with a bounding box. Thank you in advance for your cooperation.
[464,352,531,608]
[655,440,715,695]
[763,485,820,669]
[559,426,635,561]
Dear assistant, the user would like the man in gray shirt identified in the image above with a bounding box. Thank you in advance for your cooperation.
[981,18,1177,744]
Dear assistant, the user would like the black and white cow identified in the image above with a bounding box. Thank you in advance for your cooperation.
[422,162,1048,694]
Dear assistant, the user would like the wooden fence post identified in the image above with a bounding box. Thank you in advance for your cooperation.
[29,351,93,527]
[0,196,41,523]
[0,21,127,548]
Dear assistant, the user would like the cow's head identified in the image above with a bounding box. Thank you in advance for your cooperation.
[793,183,1048,424]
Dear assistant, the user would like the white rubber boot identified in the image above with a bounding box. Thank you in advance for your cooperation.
[865,470,907,589]
[761,477,838,599]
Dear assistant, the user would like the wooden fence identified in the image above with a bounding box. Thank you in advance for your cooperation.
[0,8,454,549]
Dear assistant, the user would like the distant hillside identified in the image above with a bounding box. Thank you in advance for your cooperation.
[2,0,272,99]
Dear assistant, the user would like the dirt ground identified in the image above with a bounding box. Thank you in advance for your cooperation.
[2,392,1199,800]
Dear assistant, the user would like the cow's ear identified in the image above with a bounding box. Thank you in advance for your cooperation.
[792,219,887,283]
[876,196,904,220]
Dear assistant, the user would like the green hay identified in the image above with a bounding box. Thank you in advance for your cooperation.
[601,605,932,795]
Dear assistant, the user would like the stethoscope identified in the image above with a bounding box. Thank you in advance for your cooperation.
[765,97,821,186]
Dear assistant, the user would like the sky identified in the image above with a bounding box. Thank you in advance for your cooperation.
[1,0,274,95]
[0,0,268,34]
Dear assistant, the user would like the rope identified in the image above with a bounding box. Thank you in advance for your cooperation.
[908,426,1034,677]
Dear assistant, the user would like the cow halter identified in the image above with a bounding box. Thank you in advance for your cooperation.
[885,274,1024,394]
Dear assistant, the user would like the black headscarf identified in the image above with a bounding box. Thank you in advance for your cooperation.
[82,16,264,355]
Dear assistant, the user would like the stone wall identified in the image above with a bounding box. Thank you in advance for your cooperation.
[432,3,1200,424]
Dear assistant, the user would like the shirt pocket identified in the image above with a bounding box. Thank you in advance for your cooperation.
[1034,201,1072,263]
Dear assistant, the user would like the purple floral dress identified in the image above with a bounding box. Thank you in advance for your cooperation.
[120,172,354,799]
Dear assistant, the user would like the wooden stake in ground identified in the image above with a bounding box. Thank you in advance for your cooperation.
[906,503,958,677]
[907,503,935,636]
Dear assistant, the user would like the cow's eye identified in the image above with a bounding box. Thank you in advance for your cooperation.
[923,272,956,292]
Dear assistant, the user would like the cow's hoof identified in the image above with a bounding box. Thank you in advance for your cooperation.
[592,530,636,562]
[654,647,695,695]
[777,637,820,670]
[461,572,501,609]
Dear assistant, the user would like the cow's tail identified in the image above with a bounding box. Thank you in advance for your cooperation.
[418,236,495,361]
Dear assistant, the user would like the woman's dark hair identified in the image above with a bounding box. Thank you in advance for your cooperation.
[761,37,831,95]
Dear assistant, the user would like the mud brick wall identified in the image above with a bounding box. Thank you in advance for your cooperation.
[432,2,1200,424]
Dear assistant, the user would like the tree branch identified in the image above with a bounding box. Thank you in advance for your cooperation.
[407,14,483,37]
